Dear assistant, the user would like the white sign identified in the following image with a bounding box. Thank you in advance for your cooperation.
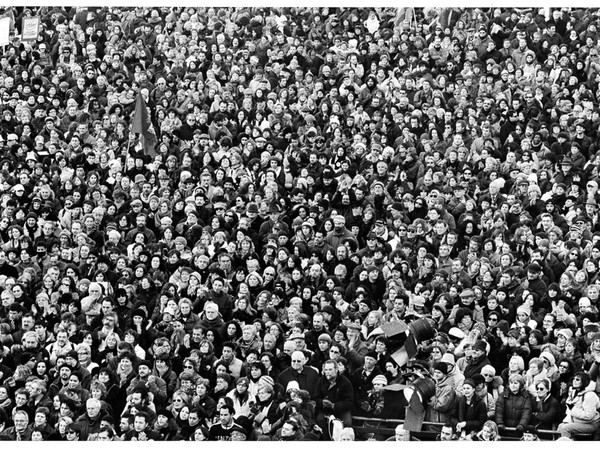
[0,18,10,47]
[22,16,40,42]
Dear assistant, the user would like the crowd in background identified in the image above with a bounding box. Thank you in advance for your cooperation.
[0,5,598,442]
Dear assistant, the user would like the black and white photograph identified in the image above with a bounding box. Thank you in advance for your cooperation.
[0,5,595,443]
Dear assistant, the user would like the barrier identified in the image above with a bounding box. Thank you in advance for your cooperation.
[350,416,590,441]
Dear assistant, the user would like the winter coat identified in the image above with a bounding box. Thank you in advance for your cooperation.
[452,394,487,433]
[463,354,491,380]
[314,374,354,419]
[446,364,465,390]
[495,387,532,428]
[475,386,497,419]
[426,375,457,423]
[531,393,561,429]
[563,384,600,424]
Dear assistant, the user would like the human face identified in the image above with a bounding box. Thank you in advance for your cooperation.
[86,401,101,418]
[461,384,474,398]
[134,415,147,432]
[440,426,453,441]
[97,431,111,441]
[323,362,337,380]
[509,379,521,393]
[219,407,233,426]
[291,351,305,371]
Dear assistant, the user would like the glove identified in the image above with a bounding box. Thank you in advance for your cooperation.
[497,425,506,432]
[516,425,524,432]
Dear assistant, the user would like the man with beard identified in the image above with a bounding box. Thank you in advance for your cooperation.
[325,215,356,250]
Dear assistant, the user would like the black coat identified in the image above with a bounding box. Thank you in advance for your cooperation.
[531,394,561,429]
[452,395,487,433]
[495,387,532,428]
[314,374,354,418]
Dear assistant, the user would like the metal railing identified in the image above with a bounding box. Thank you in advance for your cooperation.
[351,416,587,441]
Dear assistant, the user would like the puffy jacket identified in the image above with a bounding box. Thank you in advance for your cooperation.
[495,387,532,428]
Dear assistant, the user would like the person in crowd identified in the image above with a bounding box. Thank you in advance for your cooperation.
[0,5,599,442]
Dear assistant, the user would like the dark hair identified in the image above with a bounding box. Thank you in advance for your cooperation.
[573,370,591,389]
[219,403,235,415]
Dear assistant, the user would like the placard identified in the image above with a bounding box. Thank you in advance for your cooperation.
[0,17,10,47]
[21,16,39,42]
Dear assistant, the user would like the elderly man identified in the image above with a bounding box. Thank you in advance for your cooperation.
[277,350,320,397]
[0,410,31,440]
[76,398,104,440]
[81,281,104,316]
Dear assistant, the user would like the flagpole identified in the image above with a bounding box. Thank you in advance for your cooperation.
[125,134,132,158]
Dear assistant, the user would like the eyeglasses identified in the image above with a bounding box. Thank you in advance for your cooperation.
[291,360,303,363]
[536,386,546,391]
[184,365,194,369]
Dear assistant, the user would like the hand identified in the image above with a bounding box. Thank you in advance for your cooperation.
[322,399,334,409]
[516,425,524,432]
[498,424,506,432]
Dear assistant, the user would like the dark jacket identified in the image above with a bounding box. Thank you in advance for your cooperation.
[531,393,561,429]
[75,411,104,440]
[314,374,354,418]
[452,394,487,433]
[277,366,320,398]
[463,353,491,380]
[495,387,532,428]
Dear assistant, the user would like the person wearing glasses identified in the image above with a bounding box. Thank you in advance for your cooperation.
[0,410,31,440]
[558,371,600,438]
[531,377,560,430]
[64,422,82,441]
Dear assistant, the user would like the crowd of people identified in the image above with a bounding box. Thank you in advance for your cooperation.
[0,4,598,442]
